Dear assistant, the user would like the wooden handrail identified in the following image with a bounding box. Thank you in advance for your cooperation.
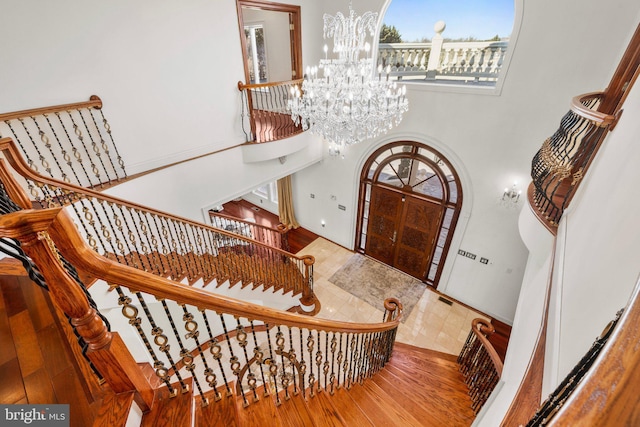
[237,78,303,92]
[569,91,616,127]
[0,206,402,334]
[471,318,504,376]
[0,95,103,122]
[0,137,310,264]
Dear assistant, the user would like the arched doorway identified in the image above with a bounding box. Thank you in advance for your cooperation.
[355,141,462,288]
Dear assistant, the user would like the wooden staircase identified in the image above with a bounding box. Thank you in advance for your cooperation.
[97,342,476,427]
[103,248,309,296]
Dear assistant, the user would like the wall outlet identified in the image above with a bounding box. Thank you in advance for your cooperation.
[480,257,489,264]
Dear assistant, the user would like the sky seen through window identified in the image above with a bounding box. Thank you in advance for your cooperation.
[383,0,515,42]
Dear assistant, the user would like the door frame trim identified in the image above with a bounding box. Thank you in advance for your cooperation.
[355,140,463,287]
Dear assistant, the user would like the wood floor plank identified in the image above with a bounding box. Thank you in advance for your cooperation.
[37,322,74,378]
[372,372,450,426]
[380,365,475,425]
[0,259,29,277]
[347,381,424,427]
[0,306,17,366]
[195,392,239,427]
[0,358,26,404]
[141,381,194,427]
[303,389,348,427]
[23,367,57,404]
[275,392,317,427]
[22,279,54,332]
[235,393,282,427]
[9,309,45,377]
[326,387,374,426]
[51,365,98,427]
[1,275,27,317]
[93,391,135,427]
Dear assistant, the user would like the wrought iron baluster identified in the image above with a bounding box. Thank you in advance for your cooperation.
[77,109,110,185]
[250,320,269,396]
[275,326,289,402]
[220,314,248,407]
[87,108,121,181]
[181,305,210,406]
[288,326,298,396]
[159,299,198,395]
[115,287,174,393]
[67,110,100,186]
[95,108,127,178]
[307,331,316,397]
[236,320,259,404]
[201,309,231,399]
[329,332,337,394]
[54,111,94,186]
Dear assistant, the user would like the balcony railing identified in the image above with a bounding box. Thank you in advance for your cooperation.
[378,21,509,84]
[458,318,504,413]
[238,79,304,143]
[378,41,508,83]
[530,92,617,229]
[0,96,127,189]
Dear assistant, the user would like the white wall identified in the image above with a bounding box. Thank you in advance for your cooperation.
[1,0,638,326]
[290,0,640,322]
[0,0,323,222]
[544,70,640,392]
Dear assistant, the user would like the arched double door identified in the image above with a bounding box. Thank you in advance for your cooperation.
[355,141,462,287]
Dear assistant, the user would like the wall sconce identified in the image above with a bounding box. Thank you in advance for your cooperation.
[321,220,326,227]
[500,182,522,209]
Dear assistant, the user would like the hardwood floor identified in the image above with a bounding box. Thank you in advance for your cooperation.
[0,261,102,427]
[218,199,319,254]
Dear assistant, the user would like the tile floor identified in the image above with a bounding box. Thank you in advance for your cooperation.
[297,237,490,356]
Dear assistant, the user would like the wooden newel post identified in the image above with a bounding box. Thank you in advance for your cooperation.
[0,209,155,411]
[300,255,316,306]
[384,297,403,322]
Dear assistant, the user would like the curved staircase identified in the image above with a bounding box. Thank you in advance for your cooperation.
[98,342,475,427]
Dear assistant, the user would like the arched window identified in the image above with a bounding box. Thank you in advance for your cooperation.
[356,141,462,287]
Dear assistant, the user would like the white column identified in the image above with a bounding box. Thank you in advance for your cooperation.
[426,21,446,80]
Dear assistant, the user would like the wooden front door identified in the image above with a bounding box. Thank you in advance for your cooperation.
[365,185,443,280]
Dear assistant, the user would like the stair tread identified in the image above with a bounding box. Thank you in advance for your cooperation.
[379,363,475,423]
[325,387,374,426]
[303,389,348,427]
[347,381,425,427]
[235,391,283,426]
[372,368,473,426]
[195,389,239,427]
[275,391,317,427]
[394,341,460,362]
[141,380,193,427]
[93,391,135,427]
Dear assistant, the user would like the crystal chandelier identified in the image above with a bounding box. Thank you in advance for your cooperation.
[288,5,409,156]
